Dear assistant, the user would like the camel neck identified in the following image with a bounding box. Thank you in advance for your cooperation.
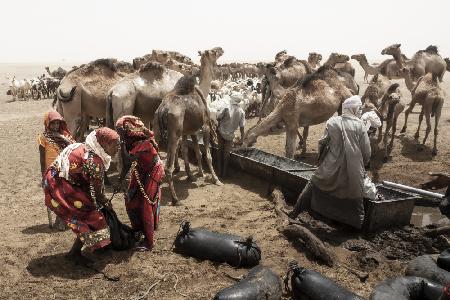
[198,60,213,97]
[358,56,377,72]
[392,52,406,69]
[403,72,415,92]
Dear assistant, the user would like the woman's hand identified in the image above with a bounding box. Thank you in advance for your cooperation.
[421,172,450,190]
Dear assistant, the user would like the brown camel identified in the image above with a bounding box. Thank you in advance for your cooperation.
[153,47,224,204]
[351,54,380,83]
[45,66,67,80]
[56,59,133,140]
[322,53,359,95]
[260,54,312,118]
[445,58,450,72]
[377,83,405,161]
[381,44,447,82]
[400,68,445,155]
[244,66,353,158]
[307,52,322,71]
[132,50,198,74]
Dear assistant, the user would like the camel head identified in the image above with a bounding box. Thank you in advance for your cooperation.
[351,54,365,61]
[198,47,224,67]
[132,57,146,70]
[308,52,322,66]
[444,58,450,72]
[328,53,349,64]
[242,129,258,148]
[275,50,288,62]
[381,44,401,56]
[152,50,170,64]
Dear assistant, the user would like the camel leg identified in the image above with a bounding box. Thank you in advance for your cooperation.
[296,129,304,149]
[166,133,181,205]
[174,145,181,173]
[422,109,432,149]
[414,107,424,140]
[383,118,393,162]
[181,136,195,181]
[432,105,442,156]
[191,135,204,177]
[377,120,383,143]
[401,102,416,134]
[301,126,309,155]
[202,125,222,186]
[285,124,298,159]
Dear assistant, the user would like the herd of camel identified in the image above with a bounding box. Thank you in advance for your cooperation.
[50,45,449,202]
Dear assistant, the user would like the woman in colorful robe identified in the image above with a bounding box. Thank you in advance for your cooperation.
[116,116,164,251]
[43,127,120,263]
[38,111,75,229]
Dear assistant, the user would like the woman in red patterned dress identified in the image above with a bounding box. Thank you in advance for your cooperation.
[43,127,120,263]
[115,116,164,251]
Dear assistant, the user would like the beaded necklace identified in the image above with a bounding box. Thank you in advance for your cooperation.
[131,161,159,205]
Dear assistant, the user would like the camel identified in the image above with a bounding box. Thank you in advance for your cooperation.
[307,52,322,71]
[153,47,224,204]
[260,53,312,118]
[132,50,198,74]
[55,59,132,140]
[244,66,353,158]
[445,58,450,72]
[381,44,447,82]
[400,68,445,155]
[351,54,379,83]
[105,62,183,131]
[376,83,405,161]
[45,66,67,80]
[322,52,355,78]
[322,53,359,95]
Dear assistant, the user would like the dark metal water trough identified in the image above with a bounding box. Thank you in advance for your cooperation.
[229,148,424,231]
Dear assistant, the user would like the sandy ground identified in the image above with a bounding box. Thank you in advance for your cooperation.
[0,63,449,299]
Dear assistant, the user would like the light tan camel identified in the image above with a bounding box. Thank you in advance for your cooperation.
[351,53,405,82]
[307,52,322,71]
[132,50,198,74]
[400,68,445,155]
[244,66,353,158]
[260,54,312,118]
[153,47,224,204]
[323,52,355,77]
[381,44,447,82]
[377,83,405,161]
[322,53,359,95]
[56,59,133,140]
[105,62,183,130]
[351,54,379,83]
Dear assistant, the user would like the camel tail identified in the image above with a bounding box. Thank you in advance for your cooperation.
[105,92,114,129]
[57,86,76,103]
[431,97,440,118]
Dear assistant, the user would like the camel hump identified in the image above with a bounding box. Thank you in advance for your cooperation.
[90,58,118,72]
[139,62,165,79]
[425,45,439,55]
[173,75,197,95]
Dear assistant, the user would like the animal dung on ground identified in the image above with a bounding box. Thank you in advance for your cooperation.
[173,221,261,267]
[213,265,282,300]
[370,276,443,300]
[288,262,364,300]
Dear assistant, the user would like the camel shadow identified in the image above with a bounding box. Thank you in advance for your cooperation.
[399,135,433,162]
[21,224,53,235]
[160,173,197,205]
[27,248,132,280]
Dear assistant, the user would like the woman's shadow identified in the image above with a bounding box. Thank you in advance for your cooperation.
[27,247,133,280]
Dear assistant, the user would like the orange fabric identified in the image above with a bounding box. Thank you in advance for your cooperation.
[38,135,60,169]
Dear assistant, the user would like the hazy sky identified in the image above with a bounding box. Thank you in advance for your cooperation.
[0,0,449,64]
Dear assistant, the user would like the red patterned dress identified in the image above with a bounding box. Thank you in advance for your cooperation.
[126,139,164,249]
[43,145,110,251]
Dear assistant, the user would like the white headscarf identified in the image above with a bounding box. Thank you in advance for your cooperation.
[230,91,243,106]
[54,143,83,180]
[342,95,362,118]
[84,130,112,170]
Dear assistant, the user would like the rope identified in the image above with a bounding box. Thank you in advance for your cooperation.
[131,161,159,205]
